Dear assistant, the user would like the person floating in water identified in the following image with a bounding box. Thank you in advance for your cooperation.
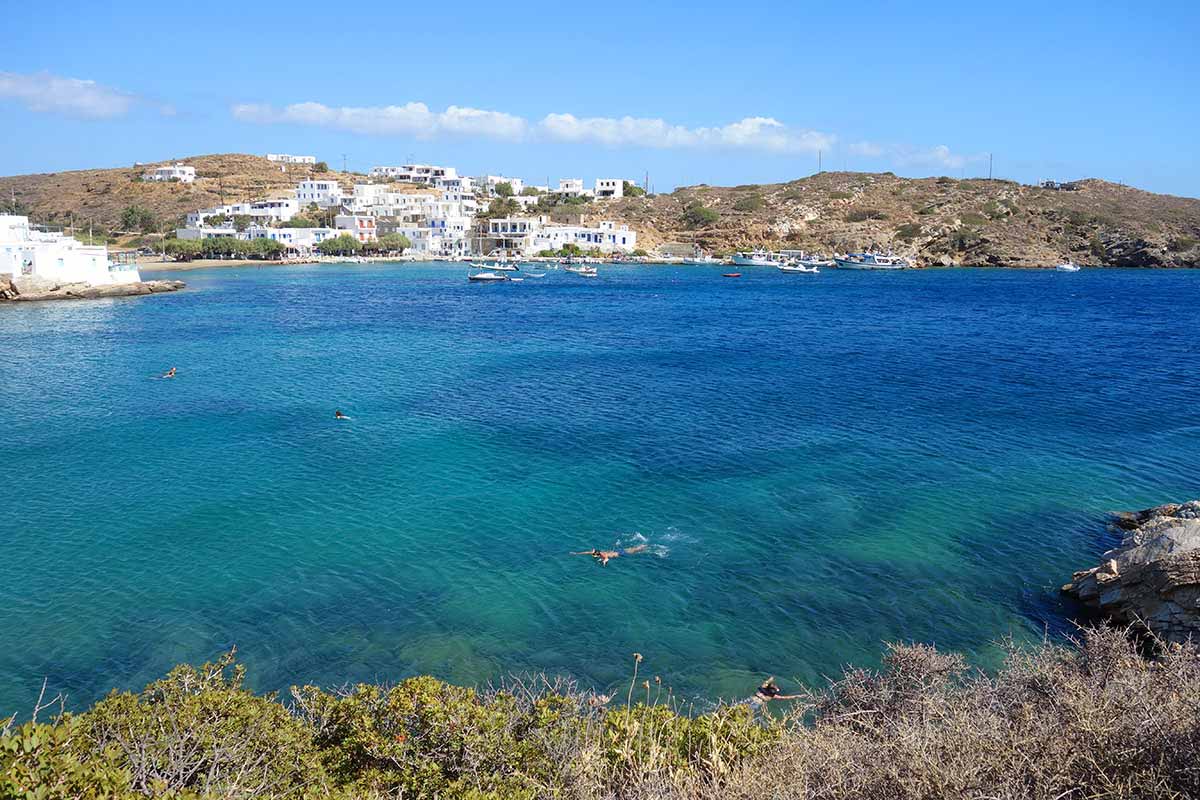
[572,544,648,566]
[334,410,349,420]
[751,677,801,707]
[162,367,177,379]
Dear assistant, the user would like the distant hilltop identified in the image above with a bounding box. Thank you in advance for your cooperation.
[1,154,1197,267]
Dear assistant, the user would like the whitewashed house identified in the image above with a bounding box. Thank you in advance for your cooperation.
[266,154,317,164]
[186,198,299,227]
[594,179,630,199]
[243,225,336,254]
[296,179,344,207]
[334,214,378,243]
[144,162,196,183]
[0,215,140,288]
[369,164,458,184]
[552,179,593,199]
[485,216,636,255]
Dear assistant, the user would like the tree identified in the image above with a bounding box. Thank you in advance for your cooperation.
[519,186,542,196]
[378,233,412,254]
[623,181,646,198]
[313,161,329,173]
[682,201,719,228]
[120,205,158,233]
[231,214,252,232]
[204,214,230,228]
[494,182,514,197]
[482,198,520,218]
[317,234,362,256]
[164,239,202,261]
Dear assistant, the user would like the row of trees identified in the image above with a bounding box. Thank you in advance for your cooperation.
[163,232,413,261]
[316,233,412,256]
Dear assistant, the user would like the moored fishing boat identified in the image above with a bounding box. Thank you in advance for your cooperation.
[778,262,819,274]
[731,249,780,267]
[1055,260,1081,272]
[834,252,910,270]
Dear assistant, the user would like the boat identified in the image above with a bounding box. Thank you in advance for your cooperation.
[722,272,742,278]
[778,262,819,274]
[526,272,547,278]
[834,252,910,270]
[467,263,509,282]
[1055,260,1081,272]
[731,249,781,267]
[682,246,724,265]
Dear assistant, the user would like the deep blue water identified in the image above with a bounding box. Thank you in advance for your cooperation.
[1,263,1197,713]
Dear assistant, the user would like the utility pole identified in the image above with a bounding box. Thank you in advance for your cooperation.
[342,153,348,173]
[818,150,822,173]
[988,153,993,181]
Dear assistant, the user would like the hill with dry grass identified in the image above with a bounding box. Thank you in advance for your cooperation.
[0,154,362,234]
[2,155,1197,266]
[596,172,1200,267]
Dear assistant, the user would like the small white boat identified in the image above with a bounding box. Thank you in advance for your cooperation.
[1055,261,1081,272]
[468,271,508,282]
[509,277,525,282]
[778,262,820,274]
[834,252,910,270]
[526,272,547,278]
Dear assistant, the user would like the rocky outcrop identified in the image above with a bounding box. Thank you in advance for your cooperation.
[1063,501,1200,643]
[2,279,185,302]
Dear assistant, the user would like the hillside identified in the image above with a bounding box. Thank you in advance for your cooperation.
[2,155,1198,266]
[0,154,361,233]
[597,172,1200,267]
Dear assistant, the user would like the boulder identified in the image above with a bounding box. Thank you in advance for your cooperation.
[5,280,185,303]
[1063,501,1200,643]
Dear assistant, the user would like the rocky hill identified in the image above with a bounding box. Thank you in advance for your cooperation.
[2,155,1197,266]
[596,172,1200,267]
[0,154,361,233]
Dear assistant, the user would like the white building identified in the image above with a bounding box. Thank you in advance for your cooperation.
[334,214,378,243]
[266,154,317,165]
[552,179,593,199]
[143,162,196,183]
[0,215,140,288]
[594,179,630,199]
[186,198,299,227]
[482,175,525,196]
[486,216,636,255]
[369,164,458,184]
[296,179,344,208]
[243,225,337,254]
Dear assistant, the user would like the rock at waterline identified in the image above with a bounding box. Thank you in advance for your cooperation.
[1063,501,1200,644]
[1,279,186,302]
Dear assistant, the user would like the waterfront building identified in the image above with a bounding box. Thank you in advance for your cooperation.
[243,225,337,254]
[296,179,344,207]
[143,162,196,183]
[266,154,317,164]
[0,214,140,288]
[334,214,378,243]
[485,215,636,255]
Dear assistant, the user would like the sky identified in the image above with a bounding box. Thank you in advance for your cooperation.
[2,1,1198,196]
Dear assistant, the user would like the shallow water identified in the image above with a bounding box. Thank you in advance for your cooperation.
[1,263,1197,712]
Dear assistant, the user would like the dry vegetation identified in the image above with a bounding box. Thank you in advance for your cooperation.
[598,172,1200,267]
[3,627,1198,799]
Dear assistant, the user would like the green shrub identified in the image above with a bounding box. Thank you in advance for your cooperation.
[0,718,130,800]
[828,191,852,200]
[846,208,887,222]
[732,195,763,212]
[895,223,923,241]
[622,181,646,198]
[682,202,719,228]
[1167,236,1197,252]
[959,211,987,226]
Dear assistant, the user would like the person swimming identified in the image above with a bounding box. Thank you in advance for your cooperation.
[162,367,176,379]
[751,677,801,707]
[334,410,349,420]
[572,544,648,566]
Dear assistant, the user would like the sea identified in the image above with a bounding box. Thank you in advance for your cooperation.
[1,262,1197,713]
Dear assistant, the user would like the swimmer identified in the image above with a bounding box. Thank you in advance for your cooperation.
[572,544,647,566]
[752,677,800,706]
[162,367,177,379]
[334,409,350,420]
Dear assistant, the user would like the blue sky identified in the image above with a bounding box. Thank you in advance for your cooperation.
[2,0,1197,196]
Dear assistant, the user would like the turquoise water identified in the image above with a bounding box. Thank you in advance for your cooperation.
[1,263,1198,713]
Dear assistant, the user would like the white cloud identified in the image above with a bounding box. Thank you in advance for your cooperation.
[231,101,528,140]
[893,144,983,170]
[538,113,833,153]
[232,99,835,155]
[848,141,885,158]
[0,71,136,119]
